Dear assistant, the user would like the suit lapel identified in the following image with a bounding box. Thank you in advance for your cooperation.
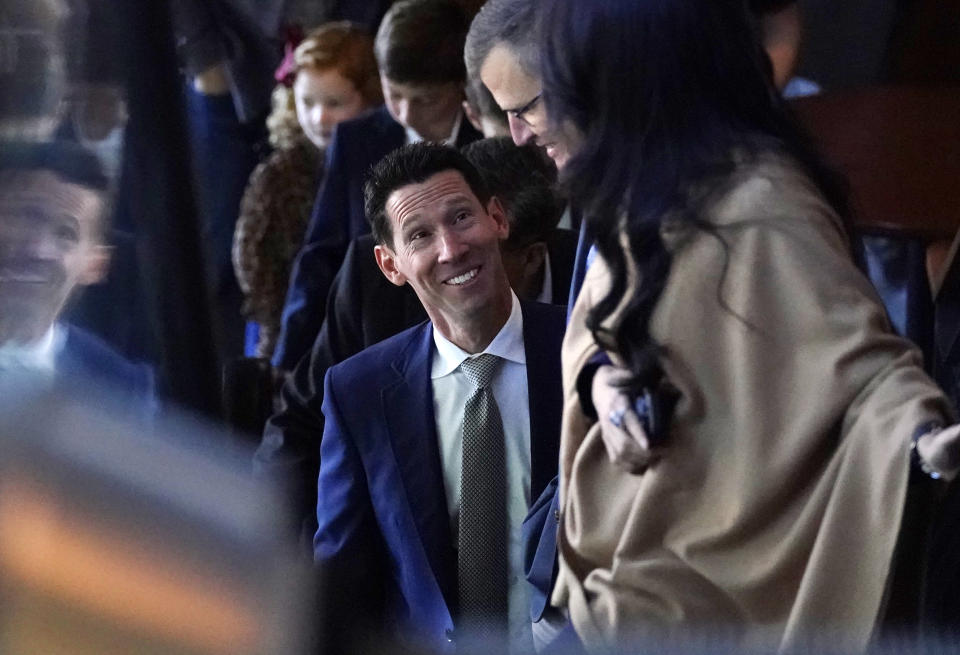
[521,302,564,502]
[381,324,457,610]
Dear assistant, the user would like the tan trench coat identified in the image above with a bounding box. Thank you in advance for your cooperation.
[553,156,952,651]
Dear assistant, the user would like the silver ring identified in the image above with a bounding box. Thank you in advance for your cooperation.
[608,407,626,429]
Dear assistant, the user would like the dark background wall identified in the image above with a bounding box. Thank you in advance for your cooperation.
[797,0,960,89]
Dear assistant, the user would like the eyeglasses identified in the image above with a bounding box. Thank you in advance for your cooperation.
[507,92,542,125]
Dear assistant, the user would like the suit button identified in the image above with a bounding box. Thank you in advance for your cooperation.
[554,509,561,522]
[445,628,456,643]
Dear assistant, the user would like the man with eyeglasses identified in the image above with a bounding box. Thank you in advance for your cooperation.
[465,3,569,170]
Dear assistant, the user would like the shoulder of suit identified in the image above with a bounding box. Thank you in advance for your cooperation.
[327,320,430,384]
[60,325,153,393]
[520,300,567,333]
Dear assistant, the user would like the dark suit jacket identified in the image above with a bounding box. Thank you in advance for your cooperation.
[255,229,577,539]
[59,324,154,396]
[55,324,157,417]
[272,106,483,370]
[313,301,565,650]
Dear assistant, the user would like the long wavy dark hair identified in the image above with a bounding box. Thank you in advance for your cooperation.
[539,0,854,395]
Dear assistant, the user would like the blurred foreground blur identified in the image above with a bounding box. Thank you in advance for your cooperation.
[0,379,311,655]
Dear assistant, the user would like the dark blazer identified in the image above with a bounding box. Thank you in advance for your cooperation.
[57,324,157,415]
[314,301,566,650]
[254,229,577,539]
[272,106,483,370]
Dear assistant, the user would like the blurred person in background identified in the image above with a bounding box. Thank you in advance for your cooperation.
[0,141,153,405]
[170,0,284,367]
[537,0,960,650]
[232,22,381,360]
[0,0,70,141]
[751,0,820,97]
[271,0,483,374]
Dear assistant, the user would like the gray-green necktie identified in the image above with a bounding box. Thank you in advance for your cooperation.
[457,353,508,639]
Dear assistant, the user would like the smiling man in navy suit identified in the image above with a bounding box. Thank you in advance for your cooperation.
[314,143,564,652]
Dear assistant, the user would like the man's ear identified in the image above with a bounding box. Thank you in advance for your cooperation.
[374,244,407,287]
[486,196,510,241]
[462,100,484,134]
[78,245,112,285]
[522,241,547,278]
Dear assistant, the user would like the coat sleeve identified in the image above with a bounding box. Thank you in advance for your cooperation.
[272,130,354,370]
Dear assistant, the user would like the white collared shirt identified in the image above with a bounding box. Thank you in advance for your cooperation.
[405,110,464,146]
[430,291,533,652]
[0,324,64,374]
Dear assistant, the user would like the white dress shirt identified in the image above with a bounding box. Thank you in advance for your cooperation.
[431,291,533,652]
[405,110,464,146]
[0,324,64,374]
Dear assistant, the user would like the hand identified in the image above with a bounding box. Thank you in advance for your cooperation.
[917,424,960,482]
[592,364,658,474]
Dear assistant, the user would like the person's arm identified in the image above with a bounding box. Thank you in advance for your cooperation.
[255,348,325,543]
[272,131,354,371]
[254,237,370,542]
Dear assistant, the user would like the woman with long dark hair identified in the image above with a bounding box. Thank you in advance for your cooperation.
[540,0,960,649]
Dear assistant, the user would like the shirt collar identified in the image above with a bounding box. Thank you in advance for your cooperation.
[405,110,464,146]
[431,291,525,379]
[0,324,64,373]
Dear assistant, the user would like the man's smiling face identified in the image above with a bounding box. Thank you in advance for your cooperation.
[374,169,511,345]
[0,170,107,345]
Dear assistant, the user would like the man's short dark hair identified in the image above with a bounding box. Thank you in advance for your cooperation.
[0,140,109,192]
[365,143,490,247]
[461,137,562,249]
[464,0,539,85]
[0,140,111,237]
[375,0,469,85]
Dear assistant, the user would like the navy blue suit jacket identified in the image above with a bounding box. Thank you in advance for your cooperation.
[314,300,565,649]
[56,324,156,415]
[273,106,482,370]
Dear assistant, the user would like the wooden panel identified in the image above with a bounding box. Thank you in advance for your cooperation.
[792,86,960,241]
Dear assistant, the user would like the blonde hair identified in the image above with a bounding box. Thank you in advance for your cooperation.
[265,86,299,149]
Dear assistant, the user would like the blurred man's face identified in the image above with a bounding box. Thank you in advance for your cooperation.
[381,76,464,143]
[0,170,107,345]
[479,44,569,168]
